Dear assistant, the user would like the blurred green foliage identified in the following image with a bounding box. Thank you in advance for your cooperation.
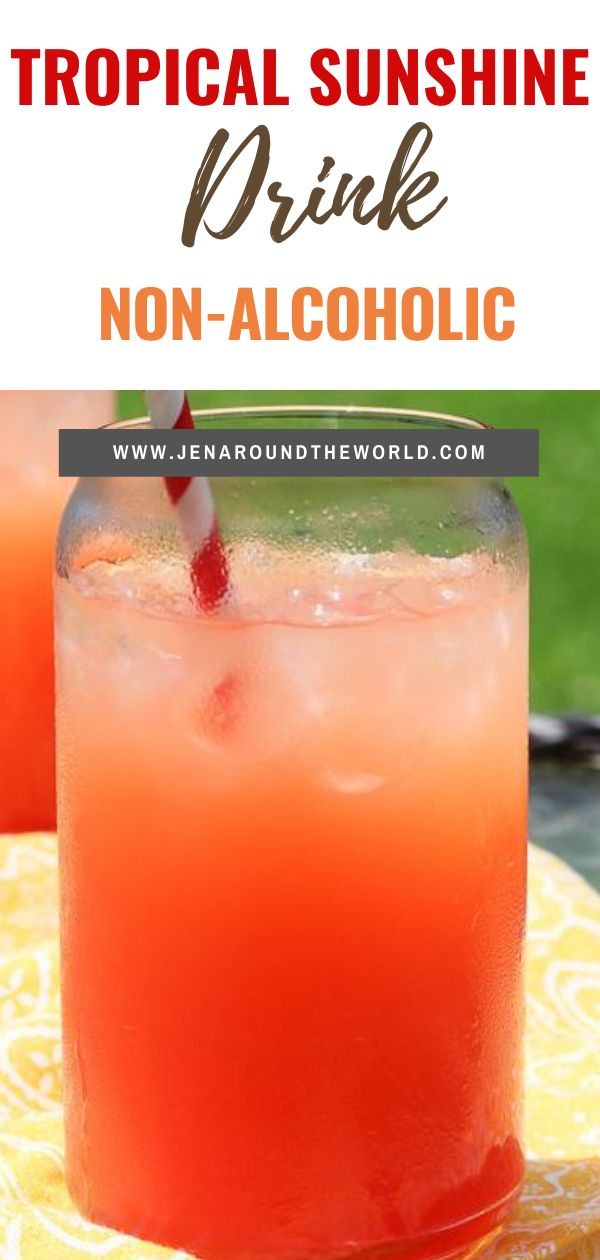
[118,390,600,714]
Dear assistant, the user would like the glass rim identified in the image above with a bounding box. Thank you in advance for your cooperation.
[103,405,490,431]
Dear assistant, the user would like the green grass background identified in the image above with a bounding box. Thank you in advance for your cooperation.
[118,390,600,715]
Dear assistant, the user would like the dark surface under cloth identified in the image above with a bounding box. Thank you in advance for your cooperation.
[531,764,600,892]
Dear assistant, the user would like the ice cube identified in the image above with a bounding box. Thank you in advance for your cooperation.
[321,770,387,795]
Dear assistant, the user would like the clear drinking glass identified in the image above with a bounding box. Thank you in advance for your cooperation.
[0,391,113,831]
[56,408,529,1260]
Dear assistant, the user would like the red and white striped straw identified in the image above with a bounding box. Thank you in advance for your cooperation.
[144,391,230,612]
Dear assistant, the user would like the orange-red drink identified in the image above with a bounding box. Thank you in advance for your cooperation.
[56,443,528,1260]
[0,392,112,832]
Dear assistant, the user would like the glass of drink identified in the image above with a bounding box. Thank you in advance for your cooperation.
[55,408,529,1260]
[0,391,113,833]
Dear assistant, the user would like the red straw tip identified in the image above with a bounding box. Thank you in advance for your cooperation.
[191,523,231,612]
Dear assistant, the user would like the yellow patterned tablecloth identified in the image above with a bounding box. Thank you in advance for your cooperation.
[0,835,599,1260]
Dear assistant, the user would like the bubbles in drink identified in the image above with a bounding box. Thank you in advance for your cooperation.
[58,539,526,782]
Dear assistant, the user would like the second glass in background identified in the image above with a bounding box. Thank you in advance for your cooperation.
[0,391,114,832]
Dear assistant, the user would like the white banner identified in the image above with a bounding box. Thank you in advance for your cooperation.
[0,0,597,387]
